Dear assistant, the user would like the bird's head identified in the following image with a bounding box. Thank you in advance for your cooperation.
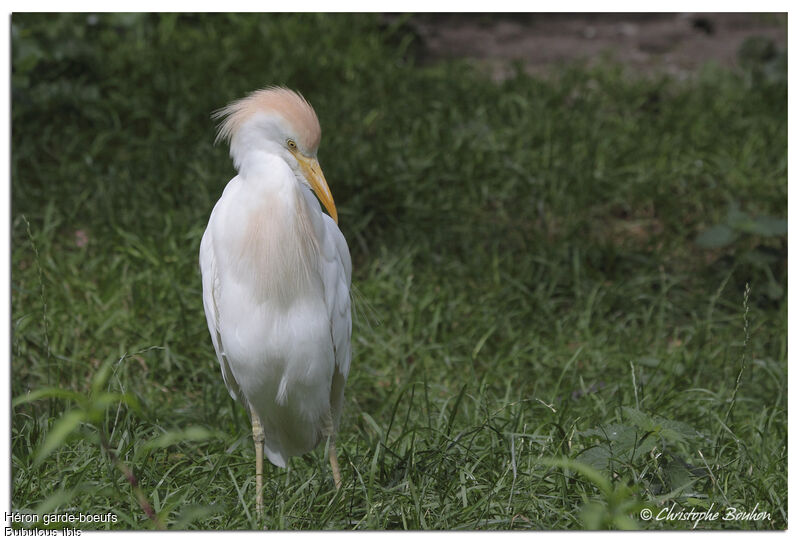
[213,86,337,223]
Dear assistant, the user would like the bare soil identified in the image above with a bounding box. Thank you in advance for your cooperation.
[400,13,787,79]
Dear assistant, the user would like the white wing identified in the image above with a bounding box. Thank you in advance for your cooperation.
[199,197,244,404]
[316,212,352,431]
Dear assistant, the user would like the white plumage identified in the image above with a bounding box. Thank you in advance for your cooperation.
[199,88,351,480]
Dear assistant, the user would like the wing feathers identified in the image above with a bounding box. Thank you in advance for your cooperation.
[320,214,352,379]
[200,224,245,403]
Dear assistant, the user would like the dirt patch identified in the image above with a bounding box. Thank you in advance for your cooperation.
[399,13,787,79]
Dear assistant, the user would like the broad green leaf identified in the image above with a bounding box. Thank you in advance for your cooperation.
[12,388,86,408]
[725,204,750,227]
[34,410,86,466]
[117,392,142,413]
[695,224,738,248]
[90,391,125,409]
[612,514,640,530]
[33,486,82,516]
[665,459,695,492]
[171,504,221,530]
[658,420,698,444]
[141,426,219,452]
[576,444,614,472]
[90,359,116,396]
[539,456,613,496]
[749,215,787,236]
[741,248,779,265]
[579,423,631,439]
[580,502,606,530]
[623,406,698,445]
[621,407,653,429]
[636,357,661,368]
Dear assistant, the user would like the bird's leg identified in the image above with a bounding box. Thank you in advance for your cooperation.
[328,438,342,490]
[250,406,265,518]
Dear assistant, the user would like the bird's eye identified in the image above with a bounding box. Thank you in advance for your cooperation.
[287,139,297,150]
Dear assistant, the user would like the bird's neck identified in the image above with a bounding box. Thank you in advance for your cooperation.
[238,150,290,182]
[229,158,320,306]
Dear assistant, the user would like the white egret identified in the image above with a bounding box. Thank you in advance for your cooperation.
[199,87,352,515]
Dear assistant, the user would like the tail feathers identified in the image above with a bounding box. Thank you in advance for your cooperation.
[249,403,330,468]
[263,439,288,468]
[260,423,318,468]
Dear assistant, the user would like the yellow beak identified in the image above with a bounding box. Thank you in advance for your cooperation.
[295,153,338,224]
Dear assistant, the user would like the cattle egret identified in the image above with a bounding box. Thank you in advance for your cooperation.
[200,87,352,515]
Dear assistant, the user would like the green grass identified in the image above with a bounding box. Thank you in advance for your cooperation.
[11,13,787,530]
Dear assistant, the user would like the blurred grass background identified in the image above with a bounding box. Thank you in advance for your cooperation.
[11,13,786,529]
